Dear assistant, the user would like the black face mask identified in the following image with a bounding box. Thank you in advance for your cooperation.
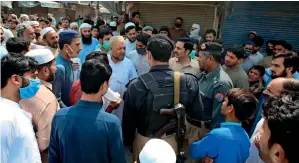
[266,48,273,56]
[175,23,182,28]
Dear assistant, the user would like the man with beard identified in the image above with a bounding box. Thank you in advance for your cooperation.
[108,36,137,121]
[125,22,137,56]
[52,30,82,108]
[21,49,60,163]
[246,78,299,163]
[16,23,36,43]
[258,40,276,68]
[263,53,299,87]
[40,27,59,56]
[273,40,288,55]
[169,17,187,41]
[222,47,249,88]
[78,23,99,65]
[29,21,42,44]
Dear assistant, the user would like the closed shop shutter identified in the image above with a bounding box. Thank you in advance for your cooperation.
[222,1,299,51]
[131,1,218,36]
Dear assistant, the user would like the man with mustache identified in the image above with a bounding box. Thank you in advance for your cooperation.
[108,36,137,121]
[78,23,99,65]
[40,27,59,56]
[264,53,299,86]
[29,21,42,44]
[16,23,36,43]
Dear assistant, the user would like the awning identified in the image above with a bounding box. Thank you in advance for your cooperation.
[18,1,64,8]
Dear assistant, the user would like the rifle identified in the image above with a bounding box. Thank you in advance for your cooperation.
[159,72,186,163]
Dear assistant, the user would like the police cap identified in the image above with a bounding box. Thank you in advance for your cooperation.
[198,42,224,63]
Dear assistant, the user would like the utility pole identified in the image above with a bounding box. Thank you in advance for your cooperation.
[95,1,99,22]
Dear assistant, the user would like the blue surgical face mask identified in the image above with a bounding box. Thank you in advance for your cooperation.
[19,77,41,99]
[189,50,196,59]
[103,40,110,51]
[136,48,146,55]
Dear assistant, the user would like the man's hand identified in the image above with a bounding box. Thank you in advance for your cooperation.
[110,99,122,109]
[203,157,213,163]
[126,2,134,14]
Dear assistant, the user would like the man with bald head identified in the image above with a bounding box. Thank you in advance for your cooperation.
[108,36,137,121]
[246,78,299,163]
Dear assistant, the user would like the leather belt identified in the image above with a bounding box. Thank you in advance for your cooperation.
[186,116,210,129]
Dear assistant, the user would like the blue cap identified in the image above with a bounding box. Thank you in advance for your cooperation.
[58,30,79,49]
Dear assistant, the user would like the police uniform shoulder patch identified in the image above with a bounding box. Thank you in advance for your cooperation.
[215,93,225,102]
[125,77,138,88]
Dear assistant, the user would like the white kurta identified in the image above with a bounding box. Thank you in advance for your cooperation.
[125,39,136,57]
[0,97,41,163]
[108,55,138,121]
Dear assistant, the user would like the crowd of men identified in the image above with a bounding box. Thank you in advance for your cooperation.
[1,4,299,163]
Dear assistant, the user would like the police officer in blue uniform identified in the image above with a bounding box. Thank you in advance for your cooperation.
[122,35,201,162]
[186,42,233,146]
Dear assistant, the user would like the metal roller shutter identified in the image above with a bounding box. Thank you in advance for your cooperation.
[222,1,299,51]
[131,1,218,36]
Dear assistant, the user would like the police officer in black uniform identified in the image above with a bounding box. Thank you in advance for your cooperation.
[122,34,201,162]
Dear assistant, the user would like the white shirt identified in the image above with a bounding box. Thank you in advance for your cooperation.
[0,97,41,163]
[127,50,150,76]
[125,39,136,57]
[108,55,138,121]
[246,118,265,163]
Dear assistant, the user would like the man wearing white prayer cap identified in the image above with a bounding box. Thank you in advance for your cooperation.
[125,22,136,30]
[138,139,176,163]
[22,48,60,163]
[109,21,120,36]
[70,22,79,32]
[124,22,137,56]
[40,27,59,56]
[20,14,30,23]
[78,23,99,64]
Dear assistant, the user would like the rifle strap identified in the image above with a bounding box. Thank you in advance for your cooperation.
[174,71,180,105]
